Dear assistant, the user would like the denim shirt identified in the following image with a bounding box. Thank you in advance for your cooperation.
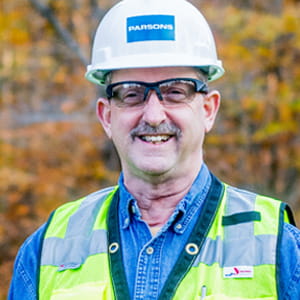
[8,164,300,299]
[118,164,211,299]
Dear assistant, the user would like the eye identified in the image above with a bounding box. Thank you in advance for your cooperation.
[161,82,191,102]
[123,90,139,98]
[110,85,144,107]
[166,87,187,100]
[167,87,186,95]
[122,88,144,102]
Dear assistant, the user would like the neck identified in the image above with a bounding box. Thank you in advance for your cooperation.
[123,164,202,227]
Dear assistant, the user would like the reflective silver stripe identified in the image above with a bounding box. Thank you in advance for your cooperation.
[225,186,256,239]
[193,186,276,267]
[224,187,258,267]
[193,234,276,267]
[226,186,256,214]
[41,229,107,269]
[67,187,115,236]
[41,187,115,269]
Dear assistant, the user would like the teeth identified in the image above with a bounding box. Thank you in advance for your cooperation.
[141,135,170,143]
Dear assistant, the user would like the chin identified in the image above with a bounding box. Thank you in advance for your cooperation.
[131,162,174,179]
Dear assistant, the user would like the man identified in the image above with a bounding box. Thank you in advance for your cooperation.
[9,0,300,299]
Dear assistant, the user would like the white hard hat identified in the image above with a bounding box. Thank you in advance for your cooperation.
[85,0,224,85]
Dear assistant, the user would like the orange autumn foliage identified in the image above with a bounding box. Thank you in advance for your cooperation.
[1,0,300,298]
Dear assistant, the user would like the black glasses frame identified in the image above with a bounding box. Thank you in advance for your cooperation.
[105,77,208,102]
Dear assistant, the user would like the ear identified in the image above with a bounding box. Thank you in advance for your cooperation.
[203,90,221,133]
[96,97,112,138]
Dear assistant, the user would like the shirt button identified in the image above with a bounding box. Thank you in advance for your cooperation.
[175,224,183,230]
[124,218,130,226]
[131,205,137,214]
[146,247,154,255]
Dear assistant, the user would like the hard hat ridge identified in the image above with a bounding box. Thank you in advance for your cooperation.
[86,0,224,85]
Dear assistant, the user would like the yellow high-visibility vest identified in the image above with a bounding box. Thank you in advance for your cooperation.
[39,176,293,299]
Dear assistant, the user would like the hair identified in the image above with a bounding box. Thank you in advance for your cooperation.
[104,72,112,85]
[195,68,208,83]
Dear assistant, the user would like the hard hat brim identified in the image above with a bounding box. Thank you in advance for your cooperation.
[86,54,224,85]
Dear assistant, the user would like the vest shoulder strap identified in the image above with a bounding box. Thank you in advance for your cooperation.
[40,186,116,268]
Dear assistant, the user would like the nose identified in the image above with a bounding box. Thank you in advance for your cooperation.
[141,90,167,126]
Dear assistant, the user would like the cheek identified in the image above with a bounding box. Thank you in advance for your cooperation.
[183,107,208,145]
[110,109,139,140]
[179,103,206,129]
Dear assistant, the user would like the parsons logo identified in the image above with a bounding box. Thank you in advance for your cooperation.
[128,23,174,32]
[127,15,175,43]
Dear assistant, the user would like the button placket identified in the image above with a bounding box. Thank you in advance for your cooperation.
[134,235,164,300]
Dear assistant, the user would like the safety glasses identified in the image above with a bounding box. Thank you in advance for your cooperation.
[106,77,208,107]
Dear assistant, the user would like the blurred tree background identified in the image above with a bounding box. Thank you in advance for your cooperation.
[1,0,300,297]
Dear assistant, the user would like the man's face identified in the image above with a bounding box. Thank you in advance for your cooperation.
[97,67,220,183]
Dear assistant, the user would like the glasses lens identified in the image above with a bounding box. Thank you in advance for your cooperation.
[111,83,145,107]
[107,78,204,107]
[159,79,196,105]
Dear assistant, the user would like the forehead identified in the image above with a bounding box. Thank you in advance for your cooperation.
[110,67,200,83]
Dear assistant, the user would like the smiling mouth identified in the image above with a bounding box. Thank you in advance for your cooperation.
[131,122,181,144]
[139,135,172,144]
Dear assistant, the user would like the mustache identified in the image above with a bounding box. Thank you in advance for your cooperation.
[130,122,181,139]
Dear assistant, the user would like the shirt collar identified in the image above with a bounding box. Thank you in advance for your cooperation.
[118,163,211,233]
